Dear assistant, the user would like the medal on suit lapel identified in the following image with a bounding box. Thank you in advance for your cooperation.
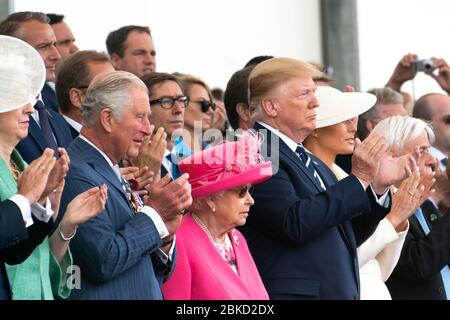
[123,179,144,215]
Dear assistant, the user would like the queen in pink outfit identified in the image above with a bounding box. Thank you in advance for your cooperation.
[162,133,271,300]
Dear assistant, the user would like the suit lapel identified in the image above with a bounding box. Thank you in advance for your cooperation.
[421,200,441,229]
[47,110,65,146]
[313,155,357,256]
[72,138,127,197]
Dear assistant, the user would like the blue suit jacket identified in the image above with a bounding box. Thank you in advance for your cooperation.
[16,107,73,164]
[59,137,175,300]
[386,201,450,300]
[239,124,388,300]
[41,84,59,113]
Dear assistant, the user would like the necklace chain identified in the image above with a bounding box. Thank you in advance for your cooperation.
[192,214,227,244]
[9,160,21,181]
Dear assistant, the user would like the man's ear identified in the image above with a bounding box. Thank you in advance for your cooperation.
[236,102,250,123]
[99,108,114,133]
[260,99,278,117]
[69,88,83,110]
[110,53,121,70]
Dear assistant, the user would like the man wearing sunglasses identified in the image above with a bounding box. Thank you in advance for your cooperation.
[413,93,450,172]
[142,73,189,179]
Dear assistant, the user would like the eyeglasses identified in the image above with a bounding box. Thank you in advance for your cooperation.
[150,96,190,109]
[192,100,216,113]
[231,184,253,198]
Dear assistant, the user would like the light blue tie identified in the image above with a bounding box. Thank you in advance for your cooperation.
[112,165,127,192]
[415,208,450,299]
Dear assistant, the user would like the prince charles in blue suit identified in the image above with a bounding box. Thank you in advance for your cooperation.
[59,71,192,299]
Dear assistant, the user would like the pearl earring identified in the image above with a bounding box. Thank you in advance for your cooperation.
[212,207,216,212]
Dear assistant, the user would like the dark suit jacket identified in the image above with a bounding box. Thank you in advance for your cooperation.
[41,84,59,113]
[239,124,388,300]
[59,137,175,299]
[68,124,80,140]
[16,107,73,164]
[386,201,450,300]
[0,200,54,299]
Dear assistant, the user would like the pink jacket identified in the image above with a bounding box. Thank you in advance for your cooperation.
[162,215,269,300]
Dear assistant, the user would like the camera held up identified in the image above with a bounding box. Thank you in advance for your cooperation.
[412,59,436,73]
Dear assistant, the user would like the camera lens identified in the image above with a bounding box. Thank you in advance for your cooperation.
[424,63,433,71]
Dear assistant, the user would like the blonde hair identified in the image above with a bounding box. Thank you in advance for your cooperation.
[248,57,322,121]
[179,74,213,102]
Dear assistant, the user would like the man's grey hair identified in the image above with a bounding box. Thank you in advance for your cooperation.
[372,115,435,154]
[357,87,404,140]
[81,71,148,126]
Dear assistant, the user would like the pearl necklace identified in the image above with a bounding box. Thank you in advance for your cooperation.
[192,214,227,244]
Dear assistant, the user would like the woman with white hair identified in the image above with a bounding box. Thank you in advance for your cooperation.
[373,116,450,300]
[304,88,434,299]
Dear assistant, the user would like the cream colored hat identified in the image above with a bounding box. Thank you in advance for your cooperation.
[0,35,45,113]
[315,86,376,128]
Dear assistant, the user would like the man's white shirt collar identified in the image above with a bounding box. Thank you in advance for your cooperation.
[257,121,299,152]
[63,115,82,133]
[79,134,115,168]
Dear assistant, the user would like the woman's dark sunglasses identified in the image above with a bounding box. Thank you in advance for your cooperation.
[232,184,253,198]
[192,100,216,113]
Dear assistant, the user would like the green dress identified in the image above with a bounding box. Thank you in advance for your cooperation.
[0,150,72,300]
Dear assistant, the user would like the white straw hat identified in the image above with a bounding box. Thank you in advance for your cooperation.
[315,86,376,128]
[0,35,45,113]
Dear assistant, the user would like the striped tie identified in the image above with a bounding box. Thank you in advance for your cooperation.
[34,100,59,153]
[166,154,182,180]
[296,145,325,191]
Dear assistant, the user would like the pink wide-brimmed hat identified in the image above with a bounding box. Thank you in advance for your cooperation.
[177,132,272,199]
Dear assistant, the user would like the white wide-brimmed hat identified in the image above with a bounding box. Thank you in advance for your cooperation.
[315,86,376,128]
[0,35,45,113]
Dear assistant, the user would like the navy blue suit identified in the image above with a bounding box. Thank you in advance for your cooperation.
[59,137,175,299]
[68,124,80,140]
[41,84,59,113]
[16,107,73,164]
[239,124,388,299]
[386,201,450,300]
[0,200,54,299]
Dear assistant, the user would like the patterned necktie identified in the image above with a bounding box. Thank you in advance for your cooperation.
[296,145,325,191]
[166,154,182,180]
[34,100,58,152]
